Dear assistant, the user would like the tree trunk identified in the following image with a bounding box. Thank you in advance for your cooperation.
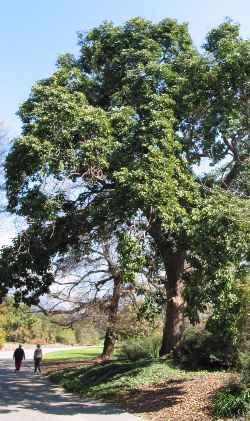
[102,327,117,360]
[102,277,121,359]
[149,220,186,356]
[159,251,185,356]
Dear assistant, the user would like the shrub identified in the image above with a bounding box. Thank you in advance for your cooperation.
[120,340,148,361]
[0,328,6,349]
[174,327,237,369]
[74,322,102,345]
[55,328,76,345]
[212,382,250,418]
[120,334,161,361]
[240,352,250,386]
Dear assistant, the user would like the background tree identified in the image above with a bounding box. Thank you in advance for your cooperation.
[0,298,77,345]
[37,230,147,359]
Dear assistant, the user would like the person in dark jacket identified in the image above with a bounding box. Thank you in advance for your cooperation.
[13,345,25,372]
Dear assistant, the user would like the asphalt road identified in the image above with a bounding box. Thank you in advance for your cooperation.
[0,350,140,421]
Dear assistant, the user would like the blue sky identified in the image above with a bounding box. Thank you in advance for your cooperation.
[1,0,250,136]
[0,0,250,246]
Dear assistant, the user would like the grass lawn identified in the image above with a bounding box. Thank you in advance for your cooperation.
[44,346,104,361]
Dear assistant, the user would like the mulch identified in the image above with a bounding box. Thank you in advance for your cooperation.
[116,373,235,421]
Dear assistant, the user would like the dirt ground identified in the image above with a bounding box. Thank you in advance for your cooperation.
[117,372,234,421]
[43,358,103,374]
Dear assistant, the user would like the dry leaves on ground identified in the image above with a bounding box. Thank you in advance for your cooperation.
[118,373,233,421]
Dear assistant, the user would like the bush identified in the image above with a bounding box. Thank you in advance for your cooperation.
[120,334,161,361]
[55,328,76,345]
[212,382,250,418]
[0,328,6,349]
[174,327,237,369]
[240,352,250,386]
[120,340,147,361]
[74,322,102,345]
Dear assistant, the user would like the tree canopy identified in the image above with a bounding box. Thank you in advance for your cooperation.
[1,17,250,354]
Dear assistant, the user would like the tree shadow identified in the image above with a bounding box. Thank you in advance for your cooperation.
[0,360,136,417]
[54,359,154,391]
[118,378,189,415]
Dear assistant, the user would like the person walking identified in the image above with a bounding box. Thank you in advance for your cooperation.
[34,344,43,374]
[13,345,25,372]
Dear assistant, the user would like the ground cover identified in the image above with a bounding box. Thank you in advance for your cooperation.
[48,357,232,420]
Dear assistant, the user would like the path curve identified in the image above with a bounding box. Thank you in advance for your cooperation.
[0,351,140,421]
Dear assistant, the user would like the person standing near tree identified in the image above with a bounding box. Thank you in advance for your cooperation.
[13,345,25,372]
[34,344,43,374]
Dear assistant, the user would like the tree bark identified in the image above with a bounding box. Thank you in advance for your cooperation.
[101,277,121,359]
[149,220,186,356]
[159,251,186,356]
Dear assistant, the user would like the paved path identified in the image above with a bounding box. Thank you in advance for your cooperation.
[0,346,86,360]
[0,351,140,421]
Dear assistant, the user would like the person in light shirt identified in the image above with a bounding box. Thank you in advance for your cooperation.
[34,344,43,374]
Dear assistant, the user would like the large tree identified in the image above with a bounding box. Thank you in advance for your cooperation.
[1,18,250,355]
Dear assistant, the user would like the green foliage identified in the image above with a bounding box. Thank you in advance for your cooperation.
[0,328,6,349]
[54,328,76,345]
[0,298,77,345]
[120,334,162,361]
[213,279,250,421]
[120,340,147,361]
[0,299,37,342]
[239,275,250,385]
[184,192,250,325]
[212,383,250,418]
[240,352,250,386]
[137,290,166,324]
[116,304,162,339]
[203,271,250,359]
[74,321,102,345]
[117,233,145,284]
[175,327,237,369]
